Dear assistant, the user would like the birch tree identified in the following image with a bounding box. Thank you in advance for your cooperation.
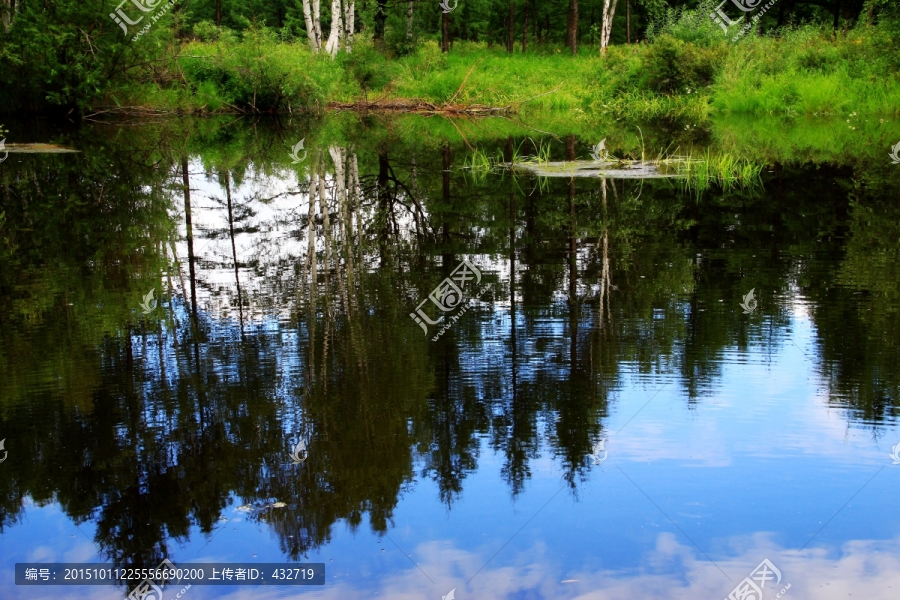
[324,0,343,56]
[343,0,355,52]
[302,0,354,56]
[600,0,618,53]
[301,0,323,52]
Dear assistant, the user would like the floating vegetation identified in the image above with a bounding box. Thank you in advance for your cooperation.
[2,143,80,154]
[510,159,678,179]
[462,142,764,195]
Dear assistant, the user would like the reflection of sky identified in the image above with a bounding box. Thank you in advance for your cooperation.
[3,310,900,599]
[4,162,900,598]
[169,159,514,324]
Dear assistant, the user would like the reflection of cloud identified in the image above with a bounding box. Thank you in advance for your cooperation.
[8,533,900,599]
[123,533,900,600]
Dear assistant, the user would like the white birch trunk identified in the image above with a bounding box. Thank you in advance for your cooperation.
[349,154,362,262]
[301,0,321,51]
[312,0,323,50]
[344,0,355,53]
[600,0,618,53]
[324,0,343,57]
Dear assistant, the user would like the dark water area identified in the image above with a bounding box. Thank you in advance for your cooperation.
[1,115,900,599]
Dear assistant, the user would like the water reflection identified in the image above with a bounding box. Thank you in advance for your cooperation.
[0,116,899,598]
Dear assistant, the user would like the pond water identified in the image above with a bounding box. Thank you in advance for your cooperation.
[1,115,900,600]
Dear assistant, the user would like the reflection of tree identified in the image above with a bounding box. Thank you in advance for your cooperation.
[1,121,898,571]
[809,188,900,423]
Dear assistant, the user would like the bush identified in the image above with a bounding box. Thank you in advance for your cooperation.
[0,0,171,113]
[646,0,731,46]
[179,27,326,112]
[337,39,395,98]
[643,35,727,94]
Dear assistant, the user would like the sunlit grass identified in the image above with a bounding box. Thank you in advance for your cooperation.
[667,150,764,197]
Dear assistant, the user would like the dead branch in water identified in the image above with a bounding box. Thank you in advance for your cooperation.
[328,99,512,115]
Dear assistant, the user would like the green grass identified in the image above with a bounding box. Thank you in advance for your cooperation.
[671,150,764,197]
[712,25,900,116]
[388,41,595,111]
[96,19,900,121]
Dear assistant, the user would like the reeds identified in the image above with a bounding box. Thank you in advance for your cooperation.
[666,149,764,197]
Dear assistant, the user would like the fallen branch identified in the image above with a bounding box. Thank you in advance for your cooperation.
[328,99,512,115]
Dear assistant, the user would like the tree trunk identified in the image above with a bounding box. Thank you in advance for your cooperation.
[626,0,630,43]
[442,11,449,52]
[406,0,414,40]
[181,157,198,320]
[216,0,221,27]
[522,3,528,52]
[344,0,355,52]
[832,0,841,30]
[374,0,387,46]
[567,0,578,55]
[324,0,343,56]
[600,0,617,53]
[4,0,16,31]
[224,170,244,331]
[507,1,515,53]
[301,0,322,52]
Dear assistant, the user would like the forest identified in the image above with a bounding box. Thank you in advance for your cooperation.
[0,0,898,118]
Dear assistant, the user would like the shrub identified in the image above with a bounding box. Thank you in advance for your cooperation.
[179,27,326,112]
[646,0,731,46]
[643,35,727,94]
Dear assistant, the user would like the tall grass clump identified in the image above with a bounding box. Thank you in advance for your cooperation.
[712,24,900,116]
[179,26,338,112]
[646,0,732,46]
[673,150,764,197]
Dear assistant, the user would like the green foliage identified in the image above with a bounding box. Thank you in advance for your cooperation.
[646,0,731,46]
[643,34,727,93]
[713,25,900,115]
[0,0,172,113]
[179,26,329,112]
[337,38,395,97]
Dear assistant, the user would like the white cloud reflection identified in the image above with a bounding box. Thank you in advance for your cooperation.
[143,532,900,600]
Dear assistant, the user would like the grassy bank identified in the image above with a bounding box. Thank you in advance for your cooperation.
[95,18,899,122]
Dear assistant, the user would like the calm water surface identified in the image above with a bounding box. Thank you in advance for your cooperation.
[1,116,900,599]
